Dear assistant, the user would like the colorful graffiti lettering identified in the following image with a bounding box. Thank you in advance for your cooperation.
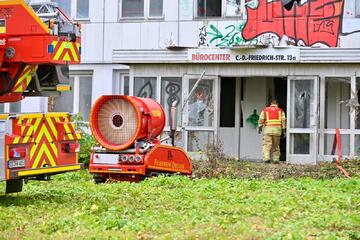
[207,23,258,47]
[244,0,345,47]
[201,0,360,48]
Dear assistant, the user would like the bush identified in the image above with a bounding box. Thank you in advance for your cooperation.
[78,133,97,166]
[72,115,97,166]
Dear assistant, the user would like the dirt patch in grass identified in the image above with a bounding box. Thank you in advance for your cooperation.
[192,159,360,179]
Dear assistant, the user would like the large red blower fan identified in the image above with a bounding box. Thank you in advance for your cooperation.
[89,95,192,182]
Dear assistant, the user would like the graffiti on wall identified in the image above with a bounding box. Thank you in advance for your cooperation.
[199,0,360,48]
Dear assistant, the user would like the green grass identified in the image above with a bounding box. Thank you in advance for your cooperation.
[0,170,359,239]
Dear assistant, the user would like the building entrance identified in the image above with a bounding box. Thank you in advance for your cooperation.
[219,76,288,161]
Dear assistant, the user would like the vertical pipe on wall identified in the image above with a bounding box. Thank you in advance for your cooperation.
[102,0,106,62]
[177,0,180,45]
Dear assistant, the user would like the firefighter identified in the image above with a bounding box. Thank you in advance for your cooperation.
[257,99,286,163]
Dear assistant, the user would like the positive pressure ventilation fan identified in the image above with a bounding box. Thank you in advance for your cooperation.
[90,95,165,151]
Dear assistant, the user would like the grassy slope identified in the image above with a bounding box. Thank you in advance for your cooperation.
[0,169,359,240]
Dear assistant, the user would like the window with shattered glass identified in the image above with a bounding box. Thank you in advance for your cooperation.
[188,79,214,127]
[226,0,242,17]
[291,80,314,129]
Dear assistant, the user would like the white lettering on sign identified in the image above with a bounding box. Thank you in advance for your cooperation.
[0,38,6,45]
[188,48,300,63]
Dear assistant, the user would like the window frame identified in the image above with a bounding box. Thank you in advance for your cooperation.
[194,0,245,19]
[356,0,360,17]
[119,0,164,20]
[68,72,93,122]
[55,0,90,21]
[160,76,183,128]
[73,0,90,20]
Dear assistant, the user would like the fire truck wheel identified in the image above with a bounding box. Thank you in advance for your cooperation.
[93,174,106,184]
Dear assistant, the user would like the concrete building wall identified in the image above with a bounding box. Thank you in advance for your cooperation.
[78,0,360,65]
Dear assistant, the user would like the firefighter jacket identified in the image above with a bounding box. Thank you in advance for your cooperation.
[258,104,286,136]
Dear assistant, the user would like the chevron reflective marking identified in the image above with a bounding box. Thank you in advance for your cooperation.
[52,41,80,62]
[23,118,42,144]
[69,43,79,61]
[46,117,58,139]
[28,117,59,168]
[63,123,74,140]
[31,125,58,158]
[31,142,56,168]
[13,137,21,144]
[12,65,38,93]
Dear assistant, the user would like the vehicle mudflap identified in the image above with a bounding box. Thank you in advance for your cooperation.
[5,179,23,194]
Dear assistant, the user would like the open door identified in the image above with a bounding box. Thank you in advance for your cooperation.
[287,76,319,164]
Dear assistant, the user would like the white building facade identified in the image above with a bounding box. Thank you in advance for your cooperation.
[51,0,360,164]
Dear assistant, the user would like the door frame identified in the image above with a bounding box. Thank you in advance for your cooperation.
[286,76,319,164]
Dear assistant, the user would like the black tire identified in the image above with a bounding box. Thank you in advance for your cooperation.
[93,174,106,184]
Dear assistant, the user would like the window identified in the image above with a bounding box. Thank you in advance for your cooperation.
[76,0,89,19]
[122,0,144,18]
[78,76,92,120]
[55,0,71,16]
[357,0,360,17]
[150,0,163,17]
[161,77,182,126]
[134,77,157,99]
[113,73,130,95]
[9,102,21,113]
[197,0,222,17]
[325,77,351,129]
[120,0,163,18]
[188,79,214,127]
[52,0,89,19]
[226,0,241,17]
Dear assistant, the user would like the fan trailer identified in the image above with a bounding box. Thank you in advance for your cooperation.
[89,95,192,182]
[0,0,82,193]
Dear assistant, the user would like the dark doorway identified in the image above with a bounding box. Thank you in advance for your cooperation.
[220,77,236,128]
[274,77,287,161]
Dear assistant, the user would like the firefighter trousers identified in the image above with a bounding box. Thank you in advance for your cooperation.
[262,134,281,162]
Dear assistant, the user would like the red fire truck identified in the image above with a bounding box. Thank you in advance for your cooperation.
[0,0,82,193]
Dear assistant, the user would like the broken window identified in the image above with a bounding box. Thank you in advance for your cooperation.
[188,79,214,127]
[291,80,313,128]
[226,0,241,17]
[197,0,222,17]
[325,77,351,129]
